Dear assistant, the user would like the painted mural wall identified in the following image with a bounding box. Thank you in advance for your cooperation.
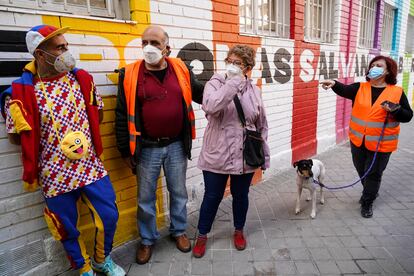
[0,0,413,274]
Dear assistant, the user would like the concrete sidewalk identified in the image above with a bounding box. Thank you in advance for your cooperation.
[110,121,414,276]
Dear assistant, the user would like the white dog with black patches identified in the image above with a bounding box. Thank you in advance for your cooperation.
[293,159,325,219]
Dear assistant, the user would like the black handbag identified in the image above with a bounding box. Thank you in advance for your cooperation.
[233,95,265,168]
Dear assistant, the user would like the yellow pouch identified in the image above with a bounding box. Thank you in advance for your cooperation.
[60,131,89,160]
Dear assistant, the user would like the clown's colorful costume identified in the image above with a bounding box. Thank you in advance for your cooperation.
[1,59,120,275]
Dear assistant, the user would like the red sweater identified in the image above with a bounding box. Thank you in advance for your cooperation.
[138,61,184,138]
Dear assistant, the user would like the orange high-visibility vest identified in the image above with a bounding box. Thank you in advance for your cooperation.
[123,57,196,155]
[349,82,402,152]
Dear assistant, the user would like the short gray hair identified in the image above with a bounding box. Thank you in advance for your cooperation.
[227,44,256,68]
[163,31,169,46]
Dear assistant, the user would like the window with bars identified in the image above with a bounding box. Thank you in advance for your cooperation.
[0,0,129,19]
[239,0,290,38]
[381,4,395,50]
[406,15,414,53]
[304,0,335,43]
[358,0,377,49]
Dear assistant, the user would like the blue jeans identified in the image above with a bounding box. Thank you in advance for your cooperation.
[197,171,254,235]
[136,141,188,245]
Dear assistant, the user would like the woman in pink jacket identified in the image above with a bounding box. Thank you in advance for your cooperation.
[193,45,270,258]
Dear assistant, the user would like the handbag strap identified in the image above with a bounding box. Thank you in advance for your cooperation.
[233,95,246,127]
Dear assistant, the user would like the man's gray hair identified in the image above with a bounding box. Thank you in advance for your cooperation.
[163,31,169,46]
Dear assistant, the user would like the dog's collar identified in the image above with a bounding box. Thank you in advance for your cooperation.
[297,170,311,179]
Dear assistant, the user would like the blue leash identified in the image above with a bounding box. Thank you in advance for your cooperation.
[313,112,390,190]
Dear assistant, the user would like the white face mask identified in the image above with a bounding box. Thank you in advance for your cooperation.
[225,63,243,78]
[143,44,165,65]
[42,50,76,73]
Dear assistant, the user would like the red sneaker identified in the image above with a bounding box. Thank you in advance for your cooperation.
[234,230,246,250]
[192,235,207,258]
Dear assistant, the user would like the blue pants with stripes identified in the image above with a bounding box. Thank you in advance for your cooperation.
[44,175,118,273]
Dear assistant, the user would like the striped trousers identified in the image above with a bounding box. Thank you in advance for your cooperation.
[44,175,119,273]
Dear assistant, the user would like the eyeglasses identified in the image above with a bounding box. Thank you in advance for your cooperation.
[224,57,245,67]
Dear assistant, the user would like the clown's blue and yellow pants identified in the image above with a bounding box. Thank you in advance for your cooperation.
[44,175,118,273]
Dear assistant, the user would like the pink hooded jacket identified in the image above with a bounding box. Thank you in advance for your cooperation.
[197,73,270,174]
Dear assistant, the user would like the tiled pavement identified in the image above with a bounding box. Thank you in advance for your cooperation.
[102,122,414,275]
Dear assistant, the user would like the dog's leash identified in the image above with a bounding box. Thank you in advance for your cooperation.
[313,112,390,190]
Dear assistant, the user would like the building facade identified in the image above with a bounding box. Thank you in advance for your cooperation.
[0,0,413,275]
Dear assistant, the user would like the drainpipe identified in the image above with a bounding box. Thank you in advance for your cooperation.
[345,0,354,85]
[341,0,354,138]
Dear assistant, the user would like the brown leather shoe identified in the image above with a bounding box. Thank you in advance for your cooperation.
[136,243,152,264]
[171,234,191,252]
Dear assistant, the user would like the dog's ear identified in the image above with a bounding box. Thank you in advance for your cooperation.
[308,159,313,165]
[293,161,298,168]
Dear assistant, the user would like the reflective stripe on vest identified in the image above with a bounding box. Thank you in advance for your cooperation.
[350,115,400,129]
[349,82,402,152]
[349,128,363,139]
[365,134,399,141]
[123,58,196,155]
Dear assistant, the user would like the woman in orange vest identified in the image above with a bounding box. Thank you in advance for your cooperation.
[321,55,412,218]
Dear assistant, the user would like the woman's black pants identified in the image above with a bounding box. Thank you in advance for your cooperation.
[350,142,391,205]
